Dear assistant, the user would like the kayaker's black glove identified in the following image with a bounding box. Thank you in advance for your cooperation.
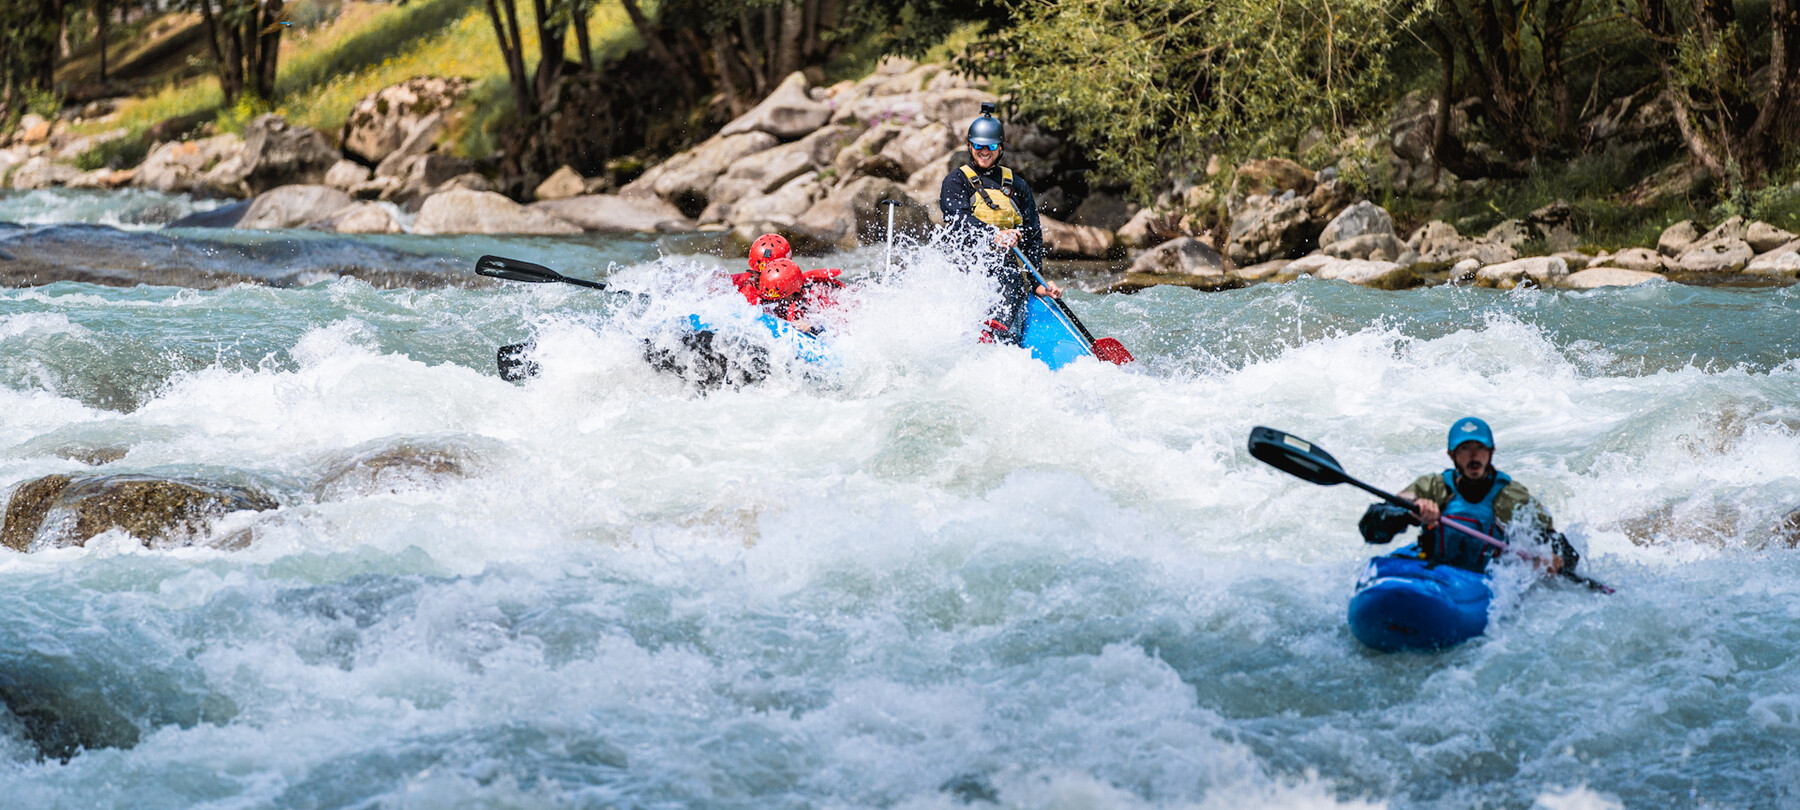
[1359,502,1418,544]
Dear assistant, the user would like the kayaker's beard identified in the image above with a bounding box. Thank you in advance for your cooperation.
[1457,457,1490,479]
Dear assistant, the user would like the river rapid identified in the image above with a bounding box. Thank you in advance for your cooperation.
[1,189,1798,809]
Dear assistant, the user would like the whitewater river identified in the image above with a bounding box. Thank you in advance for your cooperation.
[1,190,1797,809]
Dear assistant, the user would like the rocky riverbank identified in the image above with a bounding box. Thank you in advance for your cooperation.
[5,58,1796,292]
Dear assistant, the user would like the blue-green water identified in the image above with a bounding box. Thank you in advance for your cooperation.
[1,193,1798,809]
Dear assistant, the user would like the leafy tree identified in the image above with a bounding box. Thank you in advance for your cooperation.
[189,0,287,104]
[1631,0,1800,184]
[971,0,1414,199]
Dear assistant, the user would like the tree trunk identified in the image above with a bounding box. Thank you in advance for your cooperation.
[572,0,593,71]
[1431,23,1454,181]
[737,12,767,95]
[802,0,820,60]
[253,0,284,99]
[483,0,534,117]
[712,27,746,117]
[531,0,566,102]
[762,5,777,87]
[96,0,108,81]
[775,0,803,79]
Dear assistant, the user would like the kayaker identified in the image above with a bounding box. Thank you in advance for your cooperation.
[757,258,844,335]
[1358,416,1580,575]
[938,102,1061,345]
[733,233,791,304]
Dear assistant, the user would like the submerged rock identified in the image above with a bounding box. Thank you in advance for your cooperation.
[312,439,484,502]
[2,473,278,551]
[237,184,354,230]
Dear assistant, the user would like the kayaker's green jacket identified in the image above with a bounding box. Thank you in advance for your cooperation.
[1400,473,1555,533]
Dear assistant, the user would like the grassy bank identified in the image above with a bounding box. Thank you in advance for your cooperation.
[89,0,639,159]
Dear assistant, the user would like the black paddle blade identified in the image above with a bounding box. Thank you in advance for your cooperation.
[477,255,559,283]
[1248,426,1350,486]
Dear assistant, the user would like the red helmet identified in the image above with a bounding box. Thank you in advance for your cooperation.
[758,259,804,301]
[748,233,791,271]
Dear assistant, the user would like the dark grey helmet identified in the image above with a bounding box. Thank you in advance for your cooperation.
[967,114,1003,147]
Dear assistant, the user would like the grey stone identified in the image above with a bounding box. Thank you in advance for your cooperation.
[720,72,832,139]
[1323,232,1406,262]
[412,188,582,235]
[307,202,402,234]
[1658,220,1699,257]
[1286,253,1416,289]
[323,159,372,190]
[1562,267,1665,289]
[1071,192,1138,232]
[1226,193,1315,265]
[339,77,471,163]
[1318,200,1396,248]
[1040,215,1116,259]
[1596,247,1668,273]
[534,165,588,201]
[1746,221,1797,254]
[529,194,694,233]
[1476,256,1569,288]
[237,184,354,230]
[1674,238,1754,274]
[7,156,80,189]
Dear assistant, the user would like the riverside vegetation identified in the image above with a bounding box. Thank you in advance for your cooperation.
[0,0,1798,294]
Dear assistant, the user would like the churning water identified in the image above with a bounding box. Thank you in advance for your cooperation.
[1,194,1797,809]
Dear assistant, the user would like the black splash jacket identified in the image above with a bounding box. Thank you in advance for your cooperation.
[938,161,1046,271]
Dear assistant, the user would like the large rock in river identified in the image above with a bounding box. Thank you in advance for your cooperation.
[528,193,694,233]
[133,134,242,194]
[412,188,581,235]
[237,184,354,230]
[720,72,832,140]
[1286,253,1417,289]
[1111,237,1237,292]
[2,473,278,551]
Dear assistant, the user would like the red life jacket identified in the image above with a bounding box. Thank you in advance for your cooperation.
[730,271,760,304]
[764,269,845,323]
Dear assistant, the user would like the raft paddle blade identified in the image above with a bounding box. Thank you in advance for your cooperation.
[477,255,560,283]
[1248,426,1351,486]
[476,255,608,289]
[1092,337,1134,365]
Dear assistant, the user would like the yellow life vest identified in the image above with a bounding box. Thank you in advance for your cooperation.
[960,165,1022,229]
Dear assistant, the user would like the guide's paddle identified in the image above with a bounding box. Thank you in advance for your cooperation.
[475,254,607,289]
[1247,426,1614,594]
[1010,247,1134,365]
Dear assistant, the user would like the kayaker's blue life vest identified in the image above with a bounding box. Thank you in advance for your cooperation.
[1428,468,1511,571]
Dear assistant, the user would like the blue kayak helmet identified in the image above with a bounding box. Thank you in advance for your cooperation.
[1448,417,1495,451]
[967,102,1003,147]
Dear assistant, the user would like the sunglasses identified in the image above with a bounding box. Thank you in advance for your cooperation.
[969,142,1001,152]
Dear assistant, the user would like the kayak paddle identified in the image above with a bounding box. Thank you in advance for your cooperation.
[1010,247,1134,365]
[1247,426,1614,594]
[476,254,611,381]
[476,254,608,289]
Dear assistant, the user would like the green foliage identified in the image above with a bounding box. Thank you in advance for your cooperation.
[73,136,150,172]
[213,94,272,135]
[973,0,1415,201]
[21,85,61,118]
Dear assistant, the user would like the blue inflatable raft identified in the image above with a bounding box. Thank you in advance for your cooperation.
[1020,294,1095,370]
[1348,545,1492,652]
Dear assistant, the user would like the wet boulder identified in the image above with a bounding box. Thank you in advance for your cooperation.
[1226,192,1316,266]
[1475,256,1569,289]
[1671,237,1755,278]
[1657,220,1698,257]
[133,134,243,194]
[1746,221,1796,254]
[1116,208,1181,250]
[412,189,581,235]
[789,176,930,251]
[7,157,81,190]
[720,72,833,140]
[323,159,372,190]
[1286,253,1418,289]
[1111,237,1237,292]
[312,439,483,502]
[306,202,402,234]
[533,165,588,201]
[2,473,279,552]
[1593,247,1669,274]
[529,194,693,233]
[1562,267,1665,289]
[237,184,354,230]
[1408,220,1516,265]
[207,115,339,197]
[1040,215,1117,259]
[623,131,779,218]
[339,77,472,164]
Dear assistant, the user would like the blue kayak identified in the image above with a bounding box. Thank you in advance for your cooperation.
[1347,545,1492,652]
[1020,294,1095,370]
